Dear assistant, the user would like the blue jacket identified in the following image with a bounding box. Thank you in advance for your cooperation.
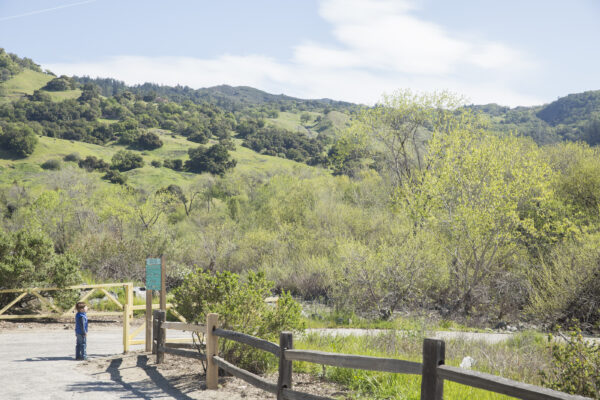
[75,312,88,335]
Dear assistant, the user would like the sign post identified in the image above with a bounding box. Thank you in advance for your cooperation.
[145,257,162,352]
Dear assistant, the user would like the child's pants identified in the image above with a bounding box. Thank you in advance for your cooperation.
[76,334,87,360]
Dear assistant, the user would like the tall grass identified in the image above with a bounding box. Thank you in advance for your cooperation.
[294,331,551,399]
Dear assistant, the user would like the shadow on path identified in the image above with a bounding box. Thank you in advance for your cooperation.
[136,355,197,400]
[66,355,198,399]
[17,354,113,362]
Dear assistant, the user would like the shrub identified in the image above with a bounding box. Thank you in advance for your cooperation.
[540,325,600,398]
[78,155,109,172]
[103,169,127,185]
[63,152,80,162]
[150,160,162,168]
[185,144,236,176]
[164,159,183,171]
[187,130,210,144]
[173,270,304,373]
[42,76,74,91]
[41,159,61,170]
[0,123,38,157]
[0,230,81,310]
[110,150,144,171]
[136,132,163,150]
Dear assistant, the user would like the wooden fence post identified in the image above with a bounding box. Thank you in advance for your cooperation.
[206,313,219,390]
[152,309,159,354]
[277,331,293,400]
[421,338,445,400]
[145,289,153,352]
[156,310,166,364]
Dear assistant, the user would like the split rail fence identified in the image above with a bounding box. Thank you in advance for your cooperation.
[153,310,590,400]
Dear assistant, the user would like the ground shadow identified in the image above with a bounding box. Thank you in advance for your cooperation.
[66,355,198,399]
[136,355,197,400]
[17,354,114,362]
[66,357,156,399]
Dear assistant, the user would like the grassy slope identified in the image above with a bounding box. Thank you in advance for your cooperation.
[0,71,303,188]
[268,110,350,137]
[0,69,81,103]
[0,132,302,189]
[0,69,53,102]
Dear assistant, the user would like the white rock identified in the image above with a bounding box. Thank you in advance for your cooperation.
[460,356,475,369]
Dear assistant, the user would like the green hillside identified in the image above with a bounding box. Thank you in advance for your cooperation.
[0,69,53,102]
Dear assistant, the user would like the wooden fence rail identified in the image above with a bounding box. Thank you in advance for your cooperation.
[154,312,591,400]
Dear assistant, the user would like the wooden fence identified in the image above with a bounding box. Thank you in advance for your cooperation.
[153,311,590,400]
[0,283,188,353]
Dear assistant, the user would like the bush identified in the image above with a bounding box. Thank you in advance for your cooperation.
[185,144,236,176]
[187,130,210,144]
[63,152,80,162]
[103,169,127,185]
[150,160,162,168]
[173,270,304,373]
[0,230,81,310]
[41,159,61,170]
[0,123,38,158]
[540,325,600,398]
[136,132,163,150]
[163,159,183,171]
[78,155,109,172]
[110,150,144,171]
[42,76,74,91]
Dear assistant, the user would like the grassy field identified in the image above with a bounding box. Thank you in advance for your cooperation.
[45,89,82,101]
[295,331,551,399]
[0,130,304,190]
[267,110,350,137]
[0,69,53,102]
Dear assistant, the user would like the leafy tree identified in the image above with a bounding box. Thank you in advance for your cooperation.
[110,150,144,171]
[42,76,74,91]
[0,122,38,157]
[135,132,163,150]
[300,112,312,125]
[0,230,81,309]
[354,90,465,189]
[416,130,554,316]
[78,82,100,102]
[185,144,236,176]
[187,129,210,144]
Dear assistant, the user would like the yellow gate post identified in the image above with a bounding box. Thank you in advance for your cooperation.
[123,283,134,353]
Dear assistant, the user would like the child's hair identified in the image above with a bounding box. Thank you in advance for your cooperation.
[76,302,87,311]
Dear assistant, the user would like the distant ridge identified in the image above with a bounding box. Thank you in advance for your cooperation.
[72,76,356,112]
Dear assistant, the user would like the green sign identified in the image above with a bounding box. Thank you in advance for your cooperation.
[146,258,162,291]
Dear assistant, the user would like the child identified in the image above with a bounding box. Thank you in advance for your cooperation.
[75,302,88,360]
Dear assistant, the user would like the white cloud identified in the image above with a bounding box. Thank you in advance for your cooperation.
[44,0,542,106]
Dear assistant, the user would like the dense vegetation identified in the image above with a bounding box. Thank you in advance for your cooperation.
[2,49,600,397]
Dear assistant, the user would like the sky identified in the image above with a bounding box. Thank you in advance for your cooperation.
[1,0,599,107]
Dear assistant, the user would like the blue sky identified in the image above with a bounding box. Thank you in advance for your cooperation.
[1,0,599,106]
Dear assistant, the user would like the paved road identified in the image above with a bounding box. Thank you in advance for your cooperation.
[0,326,191,400]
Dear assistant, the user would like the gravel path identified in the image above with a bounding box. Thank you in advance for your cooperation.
[0,325,343,400]
[0,326,212,400]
